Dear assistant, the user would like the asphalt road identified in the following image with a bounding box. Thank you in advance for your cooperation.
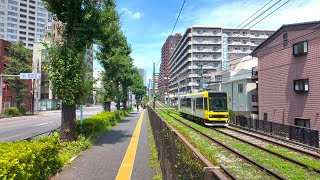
[0,105,110,142]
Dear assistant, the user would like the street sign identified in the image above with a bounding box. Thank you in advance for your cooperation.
[20,73,41,79]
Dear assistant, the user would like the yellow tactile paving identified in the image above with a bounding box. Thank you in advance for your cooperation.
[115,111,144,180]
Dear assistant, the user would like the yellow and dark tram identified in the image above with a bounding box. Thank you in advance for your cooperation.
[178,91,229,126]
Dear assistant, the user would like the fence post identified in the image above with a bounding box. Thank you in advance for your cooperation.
[315,130,319,148]
[289,126,293,140]
[203,167,213,180]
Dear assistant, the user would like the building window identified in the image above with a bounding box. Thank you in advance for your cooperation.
[293,41,308,56]
[294,79,309,92]
[215,75,222,82]
[295,117,310,128]
[238,83,243,93]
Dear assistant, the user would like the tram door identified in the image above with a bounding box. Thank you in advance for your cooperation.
[193,98,196,114]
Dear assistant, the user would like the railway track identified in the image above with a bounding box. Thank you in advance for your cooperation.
[157,109,284,179]
[158,109,320,179]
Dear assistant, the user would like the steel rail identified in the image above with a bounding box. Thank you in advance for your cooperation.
[159,110,286,180]
[213,128,320,174]
[225,127,320,158]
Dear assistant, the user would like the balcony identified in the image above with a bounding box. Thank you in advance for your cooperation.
[251,67,258,80]
[252,94,258,107]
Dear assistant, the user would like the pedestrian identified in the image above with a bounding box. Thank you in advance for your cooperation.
[137,104,139,111]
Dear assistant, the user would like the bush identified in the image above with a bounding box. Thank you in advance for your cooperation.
[4,107,21,116]
[0,134,61,179]
[19,107,27,115]
[228,108,235,118]
[114,110,124,121]
[76,112,117,138]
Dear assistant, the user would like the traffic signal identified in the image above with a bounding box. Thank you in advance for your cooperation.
[2,82,7,91]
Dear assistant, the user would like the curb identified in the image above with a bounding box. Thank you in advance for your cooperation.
[49,154,79,180]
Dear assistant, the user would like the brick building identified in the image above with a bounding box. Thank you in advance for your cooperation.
[159,33,182,103]
[252,21,320,130]
[0,39,32,112]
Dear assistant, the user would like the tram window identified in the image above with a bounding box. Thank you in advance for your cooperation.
[196,98,203,109]
[186,98,191,107]
[204,98,208,110]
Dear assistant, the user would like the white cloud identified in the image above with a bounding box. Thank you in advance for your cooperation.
[121,8,143,20]
[132,12,142,19]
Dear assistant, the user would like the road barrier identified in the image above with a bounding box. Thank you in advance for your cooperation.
[147,106,228,180]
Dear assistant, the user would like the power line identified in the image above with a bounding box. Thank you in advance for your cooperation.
[237,0,274,28]
[171,0,186,36]
[249,0,292,29]
[241,0,282,29]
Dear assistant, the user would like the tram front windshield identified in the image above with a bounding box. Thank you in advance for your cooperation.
[209,97,227,112]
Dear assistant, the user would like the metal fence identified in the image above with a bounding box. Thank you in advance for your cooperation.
[230,116,319,148]
[147,106,228,180]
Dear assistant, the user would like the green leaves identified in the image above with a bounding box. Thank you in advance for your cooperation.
[4,41,32,110]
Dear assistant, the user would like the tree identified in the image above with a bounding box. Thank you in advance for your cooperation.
[4,41,32,111]
[96,8,132,111]
[42,0,116,141]
[131,68,145,106]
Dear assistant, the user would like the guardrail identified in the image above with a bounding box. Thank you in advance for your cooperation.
[22,127,61,141]
[147,106,228,180]
[230,116,319,148]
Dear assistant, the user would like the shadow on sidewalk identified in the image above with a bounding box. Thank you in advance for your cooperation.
[95,129,132,146]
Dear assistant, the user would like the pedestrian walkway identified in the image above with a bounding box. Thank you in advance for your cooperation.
[54,109,153,180]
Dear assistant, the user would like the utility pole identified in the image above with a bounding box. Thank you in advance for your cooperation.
[153,62,156,109]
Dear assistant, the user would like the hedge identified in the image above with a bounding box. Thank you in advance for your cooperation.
[76,110,129,138]
[4,107,21,116]
[0,108,133,179]
[0,135,61,180]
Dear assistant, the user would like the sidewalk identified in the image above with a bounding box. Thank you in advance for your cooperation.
[54,109,153,180]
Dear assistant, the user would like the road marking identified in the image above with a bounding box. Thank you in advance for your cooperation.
[115,111,144,180]
[33,121,54,127]
[0,133,24,141]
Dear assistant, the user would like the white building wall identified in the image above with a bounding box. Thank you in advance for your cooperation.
[0,0,52,49]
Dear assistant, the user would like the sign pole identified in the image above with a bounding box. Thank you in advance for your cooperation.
[0,73,3,115]
[80,104,83,134]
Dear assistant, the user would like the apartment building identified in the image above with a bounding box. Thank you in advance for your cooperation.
[168,26,274,101]
[252,21,320,130]
[159,33,181,103]
[209,56,259,119]
[138,68,147,86]
[0,0,52,49]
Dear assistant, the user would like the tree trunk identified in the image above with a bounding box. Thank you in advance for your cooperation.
[116,102,120,110]
[104,101,111,112]
[60,102,76,142]
[122,100,127,110]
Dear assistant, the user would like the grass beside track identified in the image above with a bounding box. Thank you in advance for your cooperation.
[161,109,320,180]
[146,111,162,180]
[218,128,320,170]
[157,110,274,179]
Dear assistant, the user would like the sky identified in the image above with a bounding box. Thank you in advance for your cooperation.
[93,0,320,83]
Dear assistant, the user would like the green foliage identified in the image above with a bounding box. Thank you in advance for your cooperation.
[114,110,124,121]
[19,107,27,115]
[4,41,32,110]
[0,134,61,180]
[59,136,92,165]
[228,108,235,118]
[76,112,118,138]
[4,107,21,116]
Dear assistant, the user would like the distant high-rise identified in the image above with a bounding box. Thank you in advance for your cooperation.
[159,33,182,102]
[0,0,52,49]
[169,26,274,98]
[138,68,146,86]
